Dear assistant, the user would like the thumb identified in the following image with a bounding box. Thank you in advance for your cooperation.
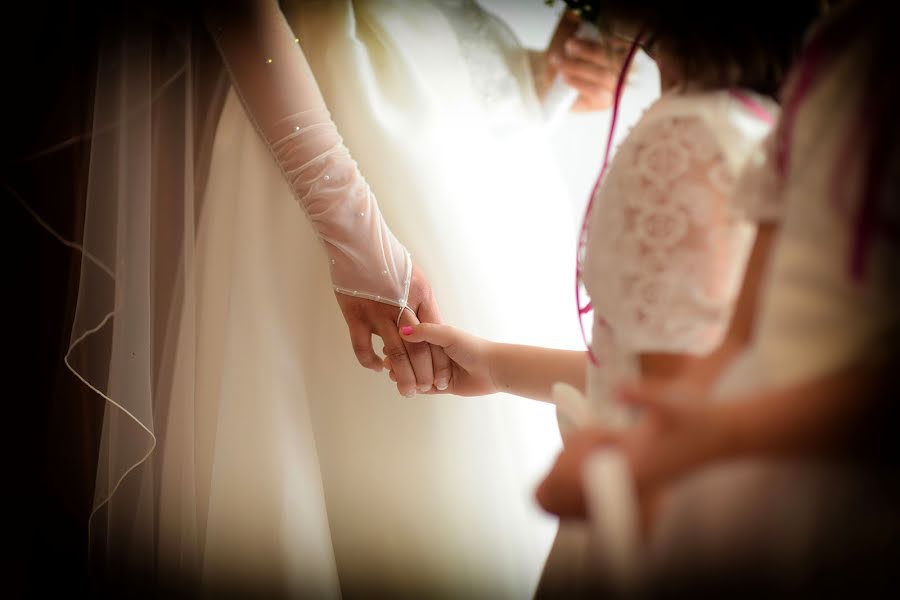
[398,323,458,348]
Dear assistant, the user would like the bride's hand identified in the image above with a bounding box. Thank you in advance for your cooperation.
[335,263,452,397]
[382,323,497,397]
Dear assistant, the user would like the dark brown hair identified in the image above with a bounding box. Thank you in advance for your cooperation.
[561,0,825,98]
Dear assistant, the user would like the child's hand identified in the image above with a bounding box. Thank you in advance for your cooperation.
[536,382,727,522]
[535,428,620,519]
[382,324,497,396]
[615,381,727,496]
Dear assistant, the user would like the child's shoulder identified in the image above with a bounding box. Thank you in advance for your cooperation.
[632,89,778,174]
[642,88,775,130]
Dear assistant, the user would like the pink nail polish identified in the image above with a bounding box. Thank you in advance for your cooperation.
[400,326,414,335]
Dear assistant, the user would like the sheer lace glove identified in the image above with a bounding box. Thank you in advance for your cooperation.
[206,2,450,393]
[207,1,411,308]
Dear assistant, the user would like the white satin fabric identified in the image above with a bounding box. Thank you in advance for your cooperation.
[158,1,583,596]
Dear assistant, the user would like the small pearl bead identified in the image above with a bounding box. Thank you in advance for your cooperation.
[382,270,388,275]
[294,37,300,43]
[323,175,330,181]
[294,126,300,132]
[358,211,365,217]
[375,295,381,301]
[352,290,358,296]
[266,58,273,64]
[330,259,336,265]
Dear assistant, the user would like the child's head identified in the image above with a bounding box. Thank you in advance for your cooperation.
[561,0,824,98]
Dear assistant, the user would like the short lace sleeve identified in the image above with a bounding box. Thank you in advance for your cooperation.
[585,115,757,356]
[732,130,785,223]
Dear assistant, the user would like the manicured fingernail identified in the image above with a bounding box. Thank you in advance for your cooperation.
[404,390,416,398]
[400,326,414,335]
[418,384,431,393]
[435,378,449,391]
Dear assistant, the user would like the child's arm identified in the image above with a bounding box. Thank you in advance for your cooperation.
[706,358,885,460]
[491,343,587,402]
[536,357,885,519]
[389,324,587,402]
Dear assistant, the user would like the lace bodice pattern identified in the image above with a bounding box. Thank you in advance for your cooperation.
[434,0,539,126]
[582,90,776,417]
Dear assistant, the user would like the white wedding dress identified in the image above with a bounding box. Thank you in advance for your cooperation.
[159,1,582,597]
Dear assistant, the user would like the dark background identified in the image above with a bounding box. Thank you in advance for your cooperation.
[2,4,105,596]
